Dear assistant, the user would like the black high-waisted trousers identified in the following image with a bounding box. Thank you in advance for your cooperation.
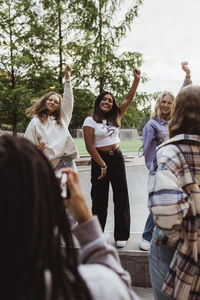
[91,148,130,241]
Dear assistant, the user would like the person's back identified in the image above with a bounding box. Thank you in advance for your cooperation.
[148,85,200,299]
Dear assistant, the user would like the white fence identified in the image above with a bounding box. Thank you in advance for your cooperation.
[76,128,140,140]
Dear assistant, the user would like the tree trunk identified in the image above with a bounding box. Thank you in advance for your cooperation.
[9,2,17,135]
[58,1,63,86]
[12,112,17,136]
[99,0,103,94]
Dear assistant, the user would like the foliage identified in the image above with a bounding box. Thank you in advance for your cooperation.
[70,87,95,130]
[0,0,158,132]
[68,0,144,94]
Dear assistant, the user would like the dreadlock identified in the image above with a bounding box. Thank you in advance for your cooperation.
[0,135,91,300]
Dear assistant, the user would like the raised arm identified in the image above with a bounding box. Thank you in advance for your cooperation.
[181,61,192,88]
[119,68,141,118]
[83,126,107,180]
[62,65,74,126]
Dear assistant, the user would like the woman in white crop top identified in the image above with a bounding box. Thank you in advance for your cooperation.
[83,68,141,248]
[24,65,78,171]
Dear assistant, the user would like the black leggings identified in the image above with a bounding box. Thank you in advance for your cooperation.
[91,149,130,241]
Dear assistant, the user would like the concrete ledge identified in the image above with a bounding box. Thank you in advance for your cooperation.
[105,232,151,287]
[120,254,150,287]
[71,230,151,287]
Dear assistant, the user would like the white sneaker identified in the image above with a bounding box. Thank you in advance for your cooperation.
[139,238,151,251]
[116,240,127,248]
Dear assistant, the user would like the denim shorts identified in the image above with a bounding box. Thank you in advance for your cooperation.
[54,156,77,172]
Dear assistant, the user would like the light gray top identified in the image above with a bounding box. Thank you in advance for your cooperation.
[72,216,139,300]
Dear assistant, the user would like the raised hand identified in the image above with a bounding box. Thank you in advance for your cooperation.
[134,68,141,80]
[65,65,72,80]
[181,61,190,76]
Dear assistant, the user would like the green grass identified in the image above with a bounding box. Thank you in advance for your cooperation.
[74,138,142,156]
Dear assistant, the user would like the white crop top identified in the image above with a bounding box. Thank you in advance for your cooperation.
[83,116,120,147]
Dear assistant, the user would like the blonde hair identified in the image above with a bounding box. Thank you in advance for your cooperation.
[26,92,62,125]
[151,91,175,121]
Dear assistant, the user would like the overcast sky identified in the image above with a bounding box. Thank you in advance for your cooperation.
[120,0,200,95]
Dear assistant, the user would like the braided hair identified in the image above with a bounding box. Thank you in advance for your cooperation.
[0,135,91,300]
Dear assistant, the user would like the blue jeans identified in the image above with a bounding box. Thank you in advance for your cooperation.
[142,213,155,242]
[149,226,175,300]
[54,156,77,172]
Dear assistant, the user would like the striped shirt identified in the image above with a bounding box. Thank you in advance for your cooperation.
[148,134,200,299]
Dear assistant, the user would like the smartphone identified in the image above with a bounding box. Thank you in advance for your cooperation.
[55,170,71,198]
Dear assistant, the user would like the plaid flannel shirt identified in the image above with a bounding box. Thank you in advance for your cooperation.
[148,134,200,300]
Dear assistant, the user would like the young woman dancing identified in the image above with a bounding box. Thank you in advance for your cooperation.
[83,68,141,248]
[139,61,192,251]
[24,65,78,171]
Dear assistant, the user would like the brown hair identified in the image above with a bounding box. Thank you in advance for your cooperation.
[26,92,62,126]
[92,91,121,127]
[151,91,175,121]
[169,85,200,138]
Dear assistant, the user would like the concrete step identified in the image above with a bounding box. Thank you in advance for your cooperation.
[72,231,151,288]
[133,287,153,300]
[104,231,151,288]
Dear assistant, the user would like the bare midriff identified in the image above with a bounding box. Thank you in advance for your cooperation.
[96,143,119,152]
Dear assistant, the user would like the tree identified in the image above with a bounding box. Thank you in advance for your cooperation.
[68,0,143,93]
[0,0,57,134]
[70,87,95,132]
[65,0,153,129]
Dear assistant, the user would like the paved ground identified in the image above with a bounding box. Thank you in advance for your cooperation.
[76,153,149,234]
[76,154,154,299]
[133,287,154,299]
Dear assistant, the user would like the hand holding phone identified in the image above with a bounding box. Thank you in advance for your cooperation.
[62,169,93,224]
[55,170,71,198]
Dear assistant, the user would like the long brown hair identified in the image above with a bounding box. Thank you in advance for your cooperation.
[92,91,121,127]
[26,92,62,126]
[169,85,200,138]
[151,91,175,121]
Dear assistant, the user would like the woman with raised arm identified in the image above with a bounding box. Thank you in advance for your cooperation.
[139,61,192,251]
[24,65,78,171]
[139,90,175,251]
[83,68,141,248]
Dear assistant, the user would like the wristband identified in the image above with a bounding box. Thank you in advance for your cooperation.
[101,166,107,169]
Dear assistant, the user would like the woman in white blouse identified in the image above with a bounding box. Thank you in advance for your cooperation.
[83,68,141,248]
[24,65,78,171]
